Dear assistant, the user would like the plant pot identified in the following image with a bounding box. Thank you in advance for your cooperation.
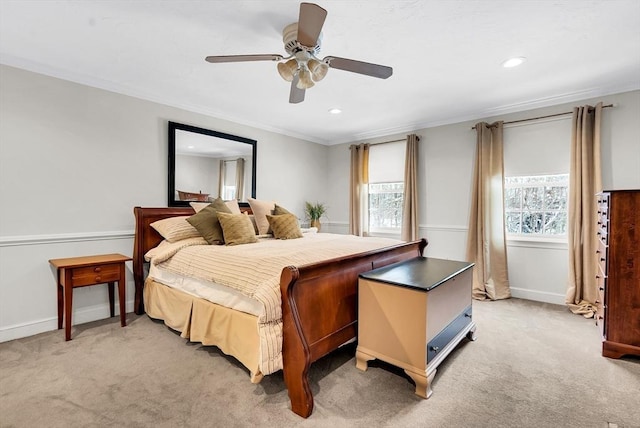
[310,219,321,232]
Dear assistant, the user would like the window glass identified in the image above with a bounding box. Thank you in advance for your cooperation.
[369,182,404,230]
[504,174,569,236]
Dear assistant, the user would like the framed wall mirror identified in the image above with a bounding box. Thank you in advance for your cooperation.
[168,121,257,207]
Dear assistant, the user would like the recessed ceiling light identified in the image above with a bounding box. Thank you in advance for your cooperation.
[187,145,195,149]
[502,57,526,68]
[328,108,342,114]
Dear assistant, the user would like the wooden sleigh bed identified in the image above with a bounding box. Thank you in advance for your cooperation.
[132,206,427,418]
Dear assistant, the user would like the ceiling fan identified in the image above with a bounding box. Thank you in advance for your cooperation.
[205,2,393,104]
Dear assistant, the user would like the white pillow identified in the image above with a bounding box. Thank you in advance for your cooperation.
[248,198,276,235]
[150,216,201,242]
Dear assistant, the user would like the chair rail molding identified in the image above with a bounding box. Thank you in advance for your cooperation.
[0,230,134,247]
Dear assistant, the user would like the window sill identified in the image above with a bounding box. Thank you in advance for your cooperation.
[368,230,402,240]
[506,235,568,250]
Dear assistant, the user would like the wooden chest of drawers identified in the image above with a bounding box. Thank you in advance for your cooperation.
[596,190,640,359]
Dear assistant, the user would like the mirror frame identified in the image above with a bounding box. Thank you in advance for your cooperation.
[168,121,257,207]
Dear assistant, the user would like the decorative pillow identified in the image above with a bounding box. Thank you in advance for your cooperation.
[186,198,232,244]
[217,212,259,246]
[190,199,242,214]
[273,204,292,215]
[190,202,210,213]
[248,198,276,235]
[267,213,303,240]
[150,216,201,243]
[245,213,259,234]
[224,199,242,214]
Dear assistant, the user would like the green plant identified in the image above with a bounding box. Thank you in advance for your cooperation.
[304,201,327,221]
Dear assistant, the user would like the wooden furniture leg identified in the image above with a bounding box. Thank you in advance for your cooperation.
[64,269,73,341]
[57,282,63,330]
[355,349,375,371]
[118,268,127,327]
[283,356,313,418]
[404,369,434,399]
[108,282,115,318]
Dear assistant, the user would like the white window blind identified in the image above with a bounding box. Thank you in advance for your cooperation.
[503,119,571,176]
[368,141,405,182]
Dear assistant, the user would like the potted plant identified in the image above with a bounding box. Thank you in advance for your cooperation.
[304,201,327,231]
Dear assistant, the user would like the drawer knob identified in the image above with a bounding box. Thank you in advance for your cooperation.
[430,346,440,353]
[95,276,101,282]
[94,267,101,273]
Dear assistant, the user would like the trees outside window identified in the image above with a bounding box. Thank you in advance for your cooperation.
[504,174,568,236]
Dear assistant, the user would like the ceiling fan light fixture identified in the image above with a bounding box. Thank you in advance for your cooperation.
[308,58,329,82]
[297,67,315,89]
[277,58,299,82]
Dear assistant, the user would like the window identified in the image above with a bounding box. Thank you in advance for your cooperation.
[367,141,405,233]
[504,174,569,236]
[369,182,404,230]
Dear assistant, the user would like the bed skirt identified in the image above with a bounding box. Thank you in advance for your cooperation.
[143,278,263,383]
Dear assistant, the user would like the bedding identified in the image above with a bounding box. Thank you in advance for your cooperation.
[145,232,403,376]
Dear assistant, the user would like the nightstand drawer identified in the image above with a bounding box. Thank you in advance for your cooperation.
[71,263,121,286]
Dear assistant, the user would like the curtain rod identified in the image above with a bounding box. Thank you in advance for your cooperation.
[349,137,420,149]
[471,103,614,130]
[370,138,406,146]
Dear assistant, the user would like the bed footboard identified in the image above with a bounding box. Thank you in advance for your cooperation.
[279,238,427,418]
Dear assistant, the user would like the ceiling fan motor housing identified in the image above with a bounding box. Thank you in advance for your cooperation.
[282,23,321,56]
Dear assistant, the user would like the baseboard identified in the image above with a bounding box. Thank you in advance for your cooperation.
[0,300,134,343]
[509,287,565,305]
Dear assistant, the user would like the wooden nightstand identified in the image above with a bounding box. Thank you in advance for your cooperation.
[49,253,132,341]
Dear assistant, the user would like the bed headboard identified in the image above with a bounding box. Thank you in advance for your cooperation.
[132,206,193,314]
[132,205,252,314]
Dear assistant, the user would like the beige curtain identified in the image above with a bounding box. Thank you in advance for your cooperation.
[349,143,370,236]
[217,160,226,198]
[466,122,511,300]
[566,102,603,317]
[235,158,245,201]
[401,134,419,241]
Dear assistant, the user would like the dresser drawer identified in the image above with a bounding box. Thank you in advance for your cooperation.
[71,263,121,286]
[597,238,608,271]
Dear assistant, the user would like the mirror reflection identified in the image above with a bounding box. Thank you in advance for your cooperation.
[168,122,256,207]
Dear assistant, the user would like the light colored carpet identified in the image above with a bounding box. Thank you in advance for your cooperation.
[1,298,638,428]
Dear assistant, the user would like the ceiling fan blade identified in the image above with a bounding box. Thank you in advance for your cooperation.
[297,3,327,47]
[324,56,393,79]
[205,54,283,63]
[289,76,305,104]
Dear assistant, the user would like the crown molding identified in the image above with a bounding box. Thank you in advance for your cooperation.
[344,83,640,145]
[3,55,637,147]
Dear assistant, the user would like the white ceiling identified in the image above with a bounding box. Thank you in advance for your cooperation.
[1,0,639,145]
